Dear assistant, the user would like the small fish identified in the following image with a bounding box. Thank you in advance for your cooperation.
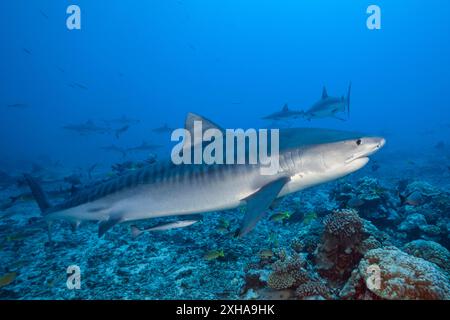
[130,220,198,238]
[0,272,17,288]
[269,211,292,222]
[216,218,230,233]
[259,249,274,260]
[303,211,317,225]
[204,250,224,261]
[22,48,32,55]
[218,218,230,229]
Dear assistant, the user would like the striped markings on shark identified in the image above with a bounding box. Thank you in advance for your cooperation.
[25,112,385,239]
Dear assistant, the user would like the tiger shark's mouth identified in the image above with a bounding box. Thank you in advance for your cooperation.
[345,138,386,164]
[345,153,369,164]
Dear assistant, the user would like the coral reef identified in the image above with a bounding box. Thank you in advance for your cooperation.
[331,177,399,225]
[403,240,450,274]
[1,161,449,300]
[315,209,365,284]
[396,181,450,246]
[341,247,450,300]
[295,281,333,300]
[267,255,309,290]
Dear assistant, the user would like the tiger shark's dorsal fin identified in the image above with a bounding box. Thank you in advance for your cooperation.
[282,104,289,112]
[185,113,223,134]
[322,86,328,99]
[184,113,224,149]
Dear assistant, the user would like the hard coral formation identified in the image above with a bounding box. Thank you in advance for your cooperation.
[403,240,450,274]
[396,181,450,246]
[267,255,309,290]
[315,209,365,284]
[342,247,450,300]
[295,281,333,300]
[323,209,363,241]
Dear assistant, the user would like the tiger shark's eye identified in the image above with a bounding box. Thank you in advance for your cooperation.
[356,139,362,146]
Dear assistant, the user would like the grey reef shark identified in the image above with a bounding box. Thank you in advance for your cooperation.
[262,104,304,122]
[302,83,352,121]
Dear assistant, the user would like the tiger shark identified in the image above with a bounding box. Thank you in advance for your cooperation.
[25,112,385,238]
[303,83,351,121]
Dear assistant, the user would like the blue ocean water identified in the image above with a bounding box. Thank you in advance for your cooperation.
[0,1,449,300]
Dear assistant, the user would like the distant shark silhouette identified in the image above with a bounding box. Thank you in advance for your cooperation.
[262,104,304,121]
[302,83,351,121]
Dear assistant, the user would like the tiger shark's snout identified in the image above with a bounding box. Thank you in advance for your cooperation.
[345,137,386,164]
[366,137,386,156]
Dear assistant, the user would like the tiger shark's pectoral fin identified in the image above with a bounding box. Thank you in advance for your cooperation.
[98,216,122,237]
[236,177,290,238]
